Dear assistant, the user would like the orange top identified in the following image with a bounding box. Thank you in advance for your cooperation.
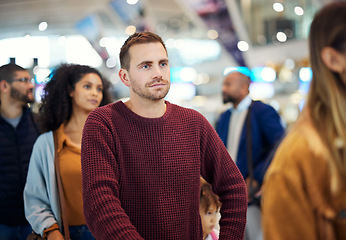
[55,124,85,226]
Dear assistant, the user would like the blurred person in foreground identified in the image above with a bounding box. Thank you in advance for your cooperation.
[262,2,346,239]
[24,64,112,240]
[0,63,40,240]
[216,68,285,240]
[81,31,247,239]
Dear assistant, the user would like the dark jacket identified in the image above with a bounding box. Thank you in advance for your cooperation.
[216,100,285,185]
[0,107,39,225]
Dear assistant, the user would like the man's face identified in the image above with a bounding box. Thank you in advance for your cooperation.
[125,42,170,101]
[222,72,245,104]
[10,70,35,104]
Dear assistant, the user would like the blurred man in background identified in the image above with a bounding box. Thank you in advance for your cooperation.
[216,68,285,240]
[0,63,40,240]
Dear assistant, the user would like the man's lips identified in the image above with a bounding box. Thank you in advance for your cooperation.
[150,83,165,87]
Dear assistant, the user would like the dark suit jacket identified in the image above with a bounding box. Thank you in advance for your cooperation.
[216,100,285,185]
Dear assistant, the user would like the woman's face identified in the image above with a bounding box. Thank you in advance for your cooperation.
[70,73,103,113]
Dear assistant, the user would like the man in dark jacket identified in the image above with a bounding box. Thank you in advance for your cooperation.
[216,68,285,240]
[0,63,40,240]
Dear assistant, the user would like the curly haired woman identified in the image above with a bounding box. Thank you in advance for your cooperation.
[24,63,113,240]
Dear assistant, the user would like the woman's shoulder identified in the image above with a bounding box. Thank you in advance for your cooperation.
[265,121,330,187]
[35,131,54,145]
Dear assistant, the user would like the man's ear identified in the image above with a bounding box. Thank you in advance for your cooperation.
[119,69,130,87]
[0,80,9,92]
[321,47,344,73]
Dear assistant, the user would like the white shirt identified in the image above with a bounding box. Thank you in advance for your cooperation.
[227,95,252,162]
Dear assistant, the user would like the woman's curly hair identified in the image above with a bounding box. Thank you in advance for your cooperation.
[38,63,113,132]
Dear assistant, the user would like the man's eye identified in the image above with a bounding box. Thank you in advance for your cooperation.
[142,65,149,69]
[160,62,167,67]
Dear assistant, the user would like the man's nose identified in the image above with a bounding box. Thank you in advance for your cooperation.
[153,65,163,79]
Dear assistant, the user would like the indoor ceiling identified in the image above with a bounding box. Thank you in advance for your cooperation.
[0,0,337,40]
[0,0,198,40]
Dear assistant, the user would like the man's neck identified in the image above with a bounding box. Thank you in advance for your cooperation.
[233,95,250,110]
[0,98,25,119]
[124,98,166,118]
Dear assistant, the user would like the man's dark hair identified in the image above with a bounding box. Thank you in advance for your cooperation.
[0,63,26,83]
[119,31,167,70]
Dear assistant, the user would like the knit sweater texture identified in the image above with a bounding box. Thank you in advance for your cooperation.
[81,101,247,240]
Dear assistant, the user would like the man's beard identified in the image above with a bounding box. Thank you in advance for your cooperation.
[222,93,236,104]
[10,87,34,104]
[133,78,170,101]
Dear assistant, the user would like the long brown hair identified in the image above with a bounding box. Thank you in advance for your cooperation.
[307,2,346,191]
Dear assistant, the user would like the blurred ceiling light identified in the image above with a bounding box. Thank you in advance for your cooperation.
[207,29,218,40]
[99,37,108,47]
[65,36,102,67]
[223,67,237,76]
[38,21,48,31]
[125,25,136,35]
[237,41,249,52]
[278,67,293,82]
[299,67,312,82]
[290,92,304,104]
[33,67,51,84]
[273,3,284,12]
[276,32,287,42]
[194,73,210,85]
[294,6,304,16]
[106,57,117,68]
[127,0,138,5]
[261,67,276,82]
[180,67,197,82]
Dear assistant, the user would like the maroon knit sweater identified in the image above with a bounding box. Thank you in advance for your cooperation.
[81,101,247,240]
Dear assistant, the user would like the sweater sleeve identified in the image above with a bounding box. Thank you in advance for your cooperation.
[24,132,60,236]
[200,118,247,240]
[81,110,143,240]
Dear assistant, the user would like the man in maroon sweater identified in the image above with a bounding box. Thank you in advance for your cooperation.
[81,32,247,239]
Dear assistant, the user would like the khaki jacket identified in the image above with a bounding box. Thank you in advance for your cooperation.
[262,117,346,240]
